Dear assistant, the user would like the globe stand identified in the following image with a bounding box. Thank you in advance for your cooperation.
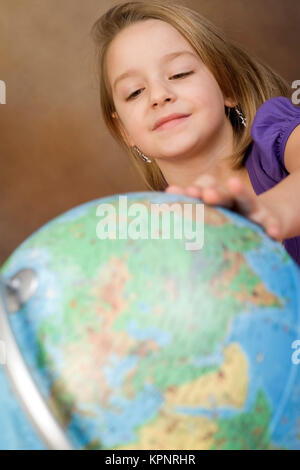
[2,268,38,313]
[0,268,74,450]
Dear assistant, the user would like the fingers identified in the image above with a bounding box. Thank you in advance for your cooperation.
[254,213,281,241]
[166,177,283,241]
[227,178,282,240]
[166,175,227,204]
[188,175,240,208]
[165,185,188,195]
[248,206,282,241]
[226,177,257,216]
[166,177,234,209]
[167,176,255,212]
[166,184,204,200]
[266,224,281,240]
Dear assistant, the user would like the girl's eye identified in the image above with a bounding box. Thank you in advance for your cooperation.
[126,89,143,101]
[126,71,194,101]
[171,71,194,80]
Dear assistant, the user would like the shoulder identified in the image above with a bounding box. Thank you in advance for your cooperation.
[245,97,300,193]
[253,96,299,120]
[251,96,300,172]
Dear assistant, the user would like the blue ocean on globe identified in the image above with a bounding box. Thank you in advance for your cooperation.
[0,191,300,450]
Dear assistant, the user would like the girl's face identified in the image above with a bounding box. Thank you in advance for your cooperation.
[106,19,234,162]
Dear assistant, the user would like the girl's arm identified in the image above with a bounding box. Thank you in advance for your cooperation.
[166,124,300,242]
[258,123,300,240]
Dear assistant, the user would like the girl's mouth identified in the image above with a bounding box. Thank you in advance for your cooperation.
[155,115,191,131]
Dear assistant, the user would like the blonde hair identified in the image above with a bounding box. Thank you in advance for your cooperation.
[91,0,290,191]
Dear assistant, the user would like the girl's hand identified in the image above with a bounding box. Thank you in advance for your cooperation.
[165,174,283,242]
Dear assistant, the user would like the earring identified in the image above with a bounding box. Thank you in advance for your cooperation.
[234,105,247,127]
[133,145,152,163]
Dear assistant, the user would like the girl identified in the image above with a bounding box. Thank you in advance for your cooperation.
[91,1,300,266]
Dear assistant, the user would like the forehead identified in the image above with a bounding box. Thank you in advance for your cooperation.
[106,19,197,83]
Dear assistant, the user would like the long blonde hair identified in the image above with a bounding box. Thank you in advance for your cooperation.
[91,0,290,191]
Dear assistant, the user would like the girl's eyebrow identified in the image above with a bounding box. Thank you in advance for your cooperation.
[113,50,197,90]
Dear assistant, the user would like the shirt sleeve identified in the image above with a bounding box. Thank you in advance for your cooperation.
[250,96,300,181]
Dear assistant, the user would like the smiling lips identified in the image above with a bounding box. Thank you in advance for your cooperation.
[153,113,191,131]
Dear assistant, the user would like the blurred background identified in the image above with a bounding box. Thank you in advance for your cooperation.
[0,0,299,266]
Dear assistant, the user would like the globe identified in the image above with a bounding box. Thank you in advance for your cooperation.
[0,191,300,450]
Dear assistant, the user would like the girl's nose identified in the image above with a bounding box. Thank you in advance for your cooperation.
[150,82,176,107]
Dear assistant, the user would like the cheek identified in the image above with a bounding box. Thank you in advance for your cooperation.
[189,81,225,122]
[113,103,137,134]
[116,100,136,121]
[190,70,224,105]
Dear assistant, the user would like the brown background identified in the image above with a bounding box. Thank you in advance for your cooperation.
[0,0,299,266]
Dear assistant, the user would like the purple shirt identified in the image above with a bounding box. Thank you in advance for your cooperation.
[245,96,300,267]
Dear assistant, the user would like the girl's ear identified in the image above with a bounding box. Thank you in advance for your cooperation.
[224,97,237,108]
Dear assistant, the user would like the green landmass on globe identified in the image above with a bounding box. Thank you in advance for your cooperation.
[1,192,298,450]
